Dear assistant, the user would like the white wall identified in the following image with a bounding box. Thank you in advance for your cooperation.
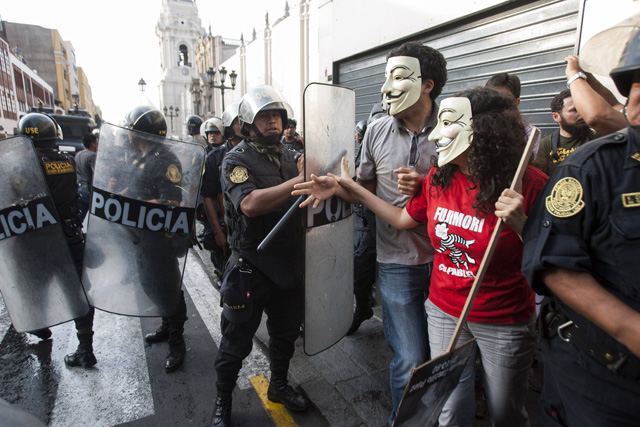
[330,0,510,60]
[216,0,637,121]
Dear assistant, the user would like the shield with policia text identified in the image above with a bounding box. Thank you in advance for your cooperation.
[0,136,90,332]
[82,123,205,317]
[303,83,355,355]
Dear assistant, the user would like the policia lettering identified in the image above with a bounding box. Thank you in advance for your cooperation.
[0,197,57,240]
[91,187,194,234]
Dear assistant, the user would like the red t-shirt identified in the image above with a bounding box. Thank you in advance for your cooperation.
[406,166,548,324]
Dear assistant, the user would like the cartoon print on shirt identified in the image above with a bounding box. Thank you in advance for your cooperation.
[434,221,476,270]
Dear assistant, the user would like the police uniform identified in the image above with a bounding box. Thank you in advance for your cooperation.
[127,143,188,332]
[199,140,234,271]
[523,128,640,425]
[38,148,94,330]
[214,139,303,389]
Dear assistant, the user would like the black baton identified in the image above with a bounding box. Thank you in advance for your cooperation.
[257,149,347,252]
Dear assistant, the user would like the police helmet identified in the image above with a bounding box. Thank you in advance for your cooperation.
[610,26,640,97]
[355,120,367,140]
[238,85,292,141]
[18,112,60,148]
[202,117,224,135]
[123,106,167,137]
[367,101,388,125]
[186,115,203,135]
[222,102,240,140]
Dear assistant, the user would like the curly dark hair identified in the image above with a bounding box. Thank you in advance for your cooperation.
[387,41,448,100]
[430,87,526,217]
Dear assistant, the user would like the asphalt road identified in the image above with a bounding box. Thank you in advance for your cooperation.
[0,242,541,427]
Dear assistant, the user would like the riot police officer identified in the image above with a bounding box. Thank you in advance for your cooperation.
[185,114,206,147]
[347,119,377,335]
[200,107,242,279]
[213,86,309,426]
[120,106,188,373]
[202,116,225,154]
[523,25,640,425]
[18,112,96,367]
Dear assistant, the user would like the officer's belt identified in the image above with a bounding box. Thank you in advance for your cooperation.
[543,302,640,381]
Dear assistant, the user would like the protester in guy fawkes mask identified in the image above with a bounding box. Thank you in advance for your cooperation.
[295,41,448,425]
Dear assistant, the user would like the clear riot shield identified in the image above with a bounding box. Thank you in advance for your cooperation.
[0,136,90,332]
[82,123,205,317]
[303,83,355,355]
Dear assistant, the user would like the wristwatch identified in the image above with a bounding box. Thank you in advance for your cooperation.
[567,72,587,88]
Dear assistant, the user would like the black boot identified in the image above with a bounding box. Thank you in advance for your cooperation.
[267,368,310,412]
[30,328,52,340]
[346,304,373,336]
[145,318,169,343]
[165,329,185,373]
[213,388,233,426]
[65,331,97,367]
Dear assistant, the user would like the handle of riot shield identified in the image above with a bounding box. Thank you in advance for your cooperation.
[257,149,348,253]
[446,128,540,353]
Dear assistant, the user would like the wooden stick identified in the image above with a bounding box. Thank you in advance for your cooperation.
[446,128,540,353]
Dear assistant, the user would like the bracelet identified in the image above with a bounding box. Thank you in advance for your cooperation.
[567,72,587,88]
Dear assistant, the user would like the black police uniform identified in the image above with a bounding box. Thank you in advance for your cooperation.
[37,148,95,333]
[214,139,303,389]
[127,143,188,330]
[349,148,377,334]
[199,141,234,271]
[523,128,640,425]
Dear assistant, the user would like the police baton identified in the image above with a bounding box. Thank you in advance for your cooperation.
[257,149,347,252]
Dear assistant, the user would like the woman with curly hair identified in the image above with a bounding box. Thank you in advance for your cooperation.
[294,86,548,426]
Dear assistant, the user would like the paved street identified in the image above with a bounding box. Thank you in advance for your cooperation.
[0,241,541,426]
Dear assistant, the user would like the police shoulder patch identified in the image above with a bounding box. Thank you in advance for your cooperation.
[545,177,585,218]
[11,175,26,192]
[622,192,640,208]
[166,164,181,183]
[230,166,249,183]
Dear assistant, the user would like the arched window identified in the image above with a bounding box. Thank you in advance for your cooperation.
[178,44,190,66]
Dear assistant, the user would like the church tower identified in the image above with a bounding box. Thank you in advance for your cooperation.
[156,0,204,136]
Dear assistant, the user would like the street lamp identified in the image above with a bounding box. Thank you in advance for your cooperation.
[138,78,146,92]
[206,66,237,112]
[163,105,179,135]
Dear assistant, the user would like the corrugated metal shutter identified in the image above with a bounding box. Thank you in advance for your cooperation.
[336,0,581,137]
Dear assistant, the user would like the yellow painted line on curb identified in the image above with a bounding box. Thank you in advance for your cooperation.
[250,375,299,427]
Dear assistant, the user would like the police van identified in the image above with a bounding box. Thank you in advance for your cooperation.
[27,107,96,153]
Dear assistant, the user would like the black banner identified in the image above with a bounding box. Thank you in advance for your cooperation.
[0,197,58,240]
[393,339,477,426]
[305,195,353,228]
[90,187,195,234]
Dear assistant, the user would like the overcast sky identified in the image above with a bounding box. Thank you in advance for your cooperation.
[1,0,291,123]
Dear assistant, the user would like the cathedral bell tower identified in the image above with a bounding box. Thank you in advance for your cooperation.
[156,0,204,137]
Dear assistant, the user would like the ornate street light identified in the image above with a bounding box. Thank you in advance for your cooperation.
[206,66,237,112]
[163,105,179,135]
[138,78,146,92]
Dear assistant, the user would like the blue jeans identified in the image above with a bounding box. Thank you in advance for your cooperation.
[378,262,431,425]
[426,299,536,427]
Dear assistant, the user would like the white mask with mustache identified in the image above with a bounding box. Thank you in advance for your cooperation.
[381,56,422,116]
[429,97,473,167]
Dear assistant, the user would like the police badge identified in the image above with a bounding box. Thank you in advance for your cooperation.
[546,177,586,217]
